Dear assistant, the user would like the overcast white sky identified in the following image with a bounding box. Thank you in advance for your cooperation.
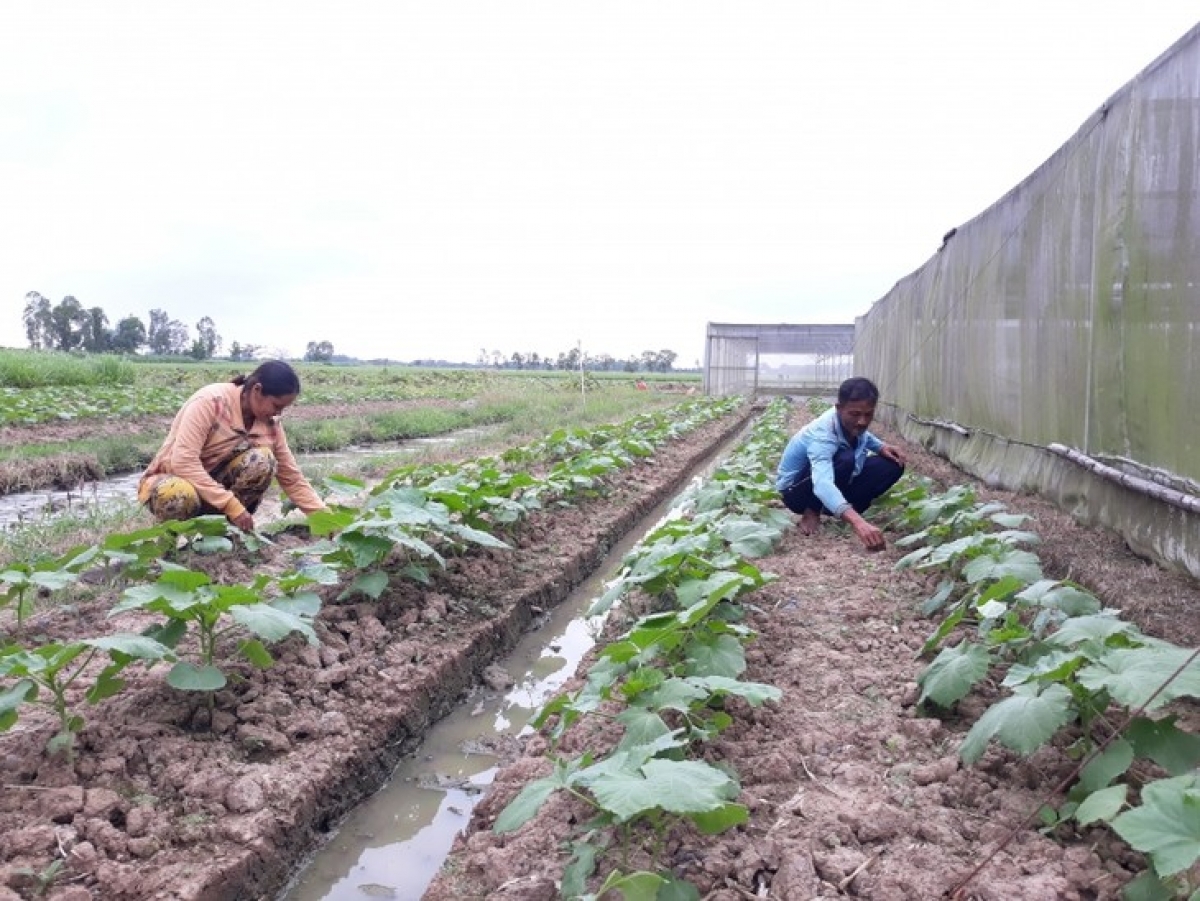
[2,3,1197,366]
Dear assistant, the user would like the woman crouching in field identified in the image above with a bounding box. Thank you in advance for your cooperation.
[138,360,327,531]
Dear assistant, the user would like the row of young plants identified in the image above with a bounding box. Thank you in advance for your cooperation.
[878,478,1200,899]
[0,397,742,763]
[490,398,795,901]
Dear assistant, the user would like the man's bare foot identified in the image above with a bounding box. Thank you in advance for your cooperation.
[799,510,820,535]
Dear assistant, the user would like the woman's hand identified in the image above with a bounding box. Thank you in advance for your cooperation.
[230,510,255,531]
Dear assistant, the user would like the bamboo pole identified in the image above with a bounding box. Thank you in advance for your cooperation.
[1048,443,1200,515]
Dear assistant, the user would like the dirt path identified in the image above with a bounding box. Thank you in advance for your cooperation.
[422,415,1200,900]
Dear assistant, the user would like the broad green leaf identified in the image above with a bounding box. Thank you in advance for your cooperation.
[272,592,322,618]
[1077,646,1200,711]
[959,683,1074,764]
[307,508,357,536]
[588,579,628,616]
[921,579,956,616]
[621,667,666,701]
[287,561,342,586]
[388,532,444,564]
[686,675,781,706]
[30,571,78,591]
[975,574,1027,607]
[683,633,745,679]
[167,662,226,691]
[615,707,672,750]
[589,758,736,821]
[85,634,174,661]
[655,875,702,901]
[1119,869,1176,901]
[989,512,1031,528]
[1047,615,1139,649]
[1112,773,1200,876]
[919,642,992,707]
[561,841,599,899]
[977,599,1008,620]
[231,605,317,646]
[690,802,749,835]
[159,568,213,591]
[1126,716,1200,776]
[336,532,394,568]
[342,570,390,601]
[592,871,666,901]
[962,549,1042,586]
[493,757,585,834]
[895,546,934,570]
[1033,584,1100,617]
[144,618,188,649]
[921,603,966,657]
[86,666,127,704]
[192,536,234,554]
[58,544,101,571]
[675,572,747,613]
[1001,649,1084,688]
[1074,784,1127,826]
[492,776,559,834]
[0,679,36,730]
[633,679,706,713]
[1078,738,1134,793]
[238,639,275,669]
[447,523,510,549]
[717,518,780,557]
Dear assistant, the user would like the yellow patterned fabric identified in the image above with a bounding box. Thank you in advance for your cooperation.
[139,446,278,522]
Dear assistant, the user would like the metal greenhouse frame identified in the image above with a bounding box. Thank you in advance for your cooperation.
[702,322,856,396]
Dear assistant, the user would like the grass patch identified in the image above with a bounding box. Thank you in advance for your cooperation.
[0,498,151,566]
[0,350,136,388]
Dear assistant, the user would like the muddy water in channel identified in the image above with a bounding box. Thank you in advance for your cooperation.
[279,433,745,901]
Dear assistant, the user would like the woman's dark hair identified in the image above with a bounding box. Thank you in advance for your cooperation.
[837,377,880,405]
[232,360,301,397]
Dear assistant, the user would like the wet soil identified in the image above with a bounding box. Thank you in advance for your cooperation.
[422,416,1200,901]
[1,404,1197,901]
[0,409,753,901]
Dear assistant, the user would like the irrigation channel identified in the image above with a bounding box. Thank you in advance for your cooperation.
[276,424,752,901]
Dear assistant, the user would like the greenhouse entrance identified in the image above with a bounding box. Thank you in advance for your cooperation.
[702,322,856,397]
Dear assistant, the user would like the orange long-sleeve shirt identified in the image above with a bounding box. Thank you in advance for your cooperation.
[139,381,324,520]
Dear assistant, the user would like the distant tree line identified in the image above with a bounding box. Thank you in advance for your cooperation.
[22,292,222,360]
[19,292,337,364]
[474,347,679,373]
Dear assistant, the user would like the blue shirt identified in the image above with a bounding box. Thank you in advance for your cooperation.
[775,406,883,517]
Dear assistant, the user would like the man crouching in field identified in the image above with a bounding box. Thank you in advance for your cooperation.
[776,377,907,551]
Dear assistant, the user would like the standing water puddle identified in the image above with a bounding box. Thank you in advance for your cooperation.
[280,433,744,901]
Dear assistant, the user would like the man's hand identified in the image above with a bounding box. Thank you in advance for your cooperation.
[843,509,886,551]
[880,443,908,466]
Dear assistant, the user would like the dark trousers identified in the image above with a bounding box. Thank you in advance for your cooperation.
[780,447,904,516]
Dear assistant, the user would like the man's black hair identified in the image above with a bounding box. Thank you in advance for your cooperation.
[837,377,880,405]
